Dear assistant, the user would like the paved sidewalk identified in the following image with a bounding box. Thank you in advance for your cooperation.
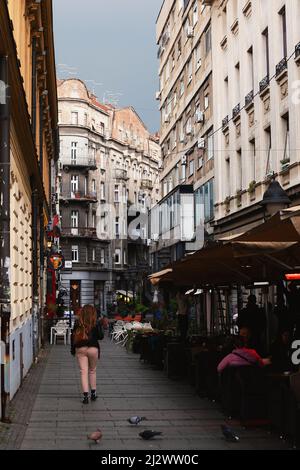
[1,337,290,450]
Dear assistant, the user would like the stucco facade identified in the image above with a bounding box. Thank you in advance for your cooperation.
[0,0,58,416]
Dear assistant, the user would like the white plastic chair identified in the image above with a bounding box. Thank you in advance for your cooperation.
[53,325,68,345]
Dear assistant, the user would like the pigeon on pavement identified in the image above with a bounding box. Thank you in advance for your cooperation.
[128,416,147,425]
[87,429,102,444]
[139,430,163,440]
[221,424,240,442]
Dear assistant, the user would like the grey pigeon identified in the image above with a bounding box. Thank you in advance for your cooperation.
[87,429,102,444]
[128,416,147,425]
[139,430,162,440]
[221,424,240,442]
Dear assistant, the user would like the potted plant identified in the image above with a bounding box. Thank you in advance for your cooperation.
[224,196,231,212]
[236,189,243,206]
[248,180,256,193]
[280,158,290,170]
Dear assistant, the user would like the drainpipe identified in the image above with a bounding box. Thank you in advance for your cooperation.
[31,37,37,142]
[0,56,11,423]
[31,187,39,360]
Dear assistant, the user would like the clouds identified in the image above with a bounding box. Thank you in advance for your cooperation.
[53,0,161,132]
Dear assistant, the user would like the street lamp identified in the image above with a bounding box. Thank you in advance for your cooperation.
[260,179,290,218]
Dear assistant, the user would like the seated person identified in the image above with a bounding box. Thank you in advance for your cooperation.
[217,335,271,374]
[270,329,293,373]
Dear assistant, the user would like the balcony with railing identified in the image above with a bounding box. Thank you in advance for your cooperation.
[245,90,254,108]
[259,75,270,94]
[115,169,129,180]
[232,103,240,120]
[222,115,229,131]
[296,42,300,64]
[61,227,97,238]
[60,190,98,203]
[62,157,97,170]
[276,57,288,80]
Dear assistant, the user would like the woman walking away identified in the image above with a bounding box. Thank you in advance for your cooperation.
[71,305,104,404]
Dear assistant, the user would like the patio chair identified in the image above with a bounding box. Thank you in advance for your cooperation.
[53,325,68,345]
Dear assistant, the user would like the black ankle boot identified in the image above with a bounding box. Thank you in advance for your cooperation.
[91,390,97,401]
[82,393,89,404]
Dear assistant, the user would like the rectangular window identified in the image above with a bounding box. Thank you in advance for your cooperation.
[114,185,119,203]
[115,249,121,264]
[204,91,209,110]
[84,113,88,127]
[180,77,184,96]
[100,152,105,170]
[187,58,193,85]
[123,250,127,265]
[71,142,77,163]
[181,163,186,182]
[71,112,78,125]
[193,2,198,26]
[100,122,105,135]
[248,46,254,90]
[250,139,256,182]
[237,149,242,190]
[262,27,270,77]
[189,160,194,176]
[72,246,79,263]
[279,6,287,58]
[71,175,79,193]
[115,217,120,238]
[195,179,214,224]
[195,42,201,71]
[92,179,96,193]
[100,182,105,200]
[100,249,105,265]
[205,25,211,55]
[92,212,96,228]
[92,248,96,262]
[207,131,214,160]
[71,210,79,228]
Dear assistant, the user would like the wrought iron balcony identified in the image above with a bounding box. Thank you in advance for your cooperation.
[61,157,97,170]
[61,227,97,238]
[296,42,300,61]
[60,191,97,203]
[275,58,288,78]
[232,103,240,120]
[115,169,129,180]
[245,90,254,107]
[222,115,229,129]
[259,75,269,94]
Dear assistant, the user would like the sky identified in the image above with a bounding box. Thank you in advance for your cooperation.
[53,0,162,133]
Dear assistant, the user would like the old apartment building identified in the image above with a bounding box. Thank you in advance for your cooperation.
[0,0,58,416]
[58,79,161,311]
[152,0,214,271]
[152,0,300,270]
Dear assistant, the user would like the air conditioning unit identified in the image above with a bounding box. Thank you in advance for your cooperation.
[155,91,161,100]
[198,157,204,169]
[198,138,206,149]
[186,26,194,38]
[152,233,159,242]
[186,125,192,135]
[179,135,185,143]
[181,154,187,165]
[158,162,163,169]
[164,113,170,123]
[195,110,205,123]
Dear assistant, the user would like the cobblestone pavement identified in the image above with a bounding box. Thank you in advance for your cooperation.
[0,337,290,450]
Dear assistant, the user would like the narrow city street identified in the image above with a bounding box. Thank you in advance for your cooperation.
[0,337,289,451]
